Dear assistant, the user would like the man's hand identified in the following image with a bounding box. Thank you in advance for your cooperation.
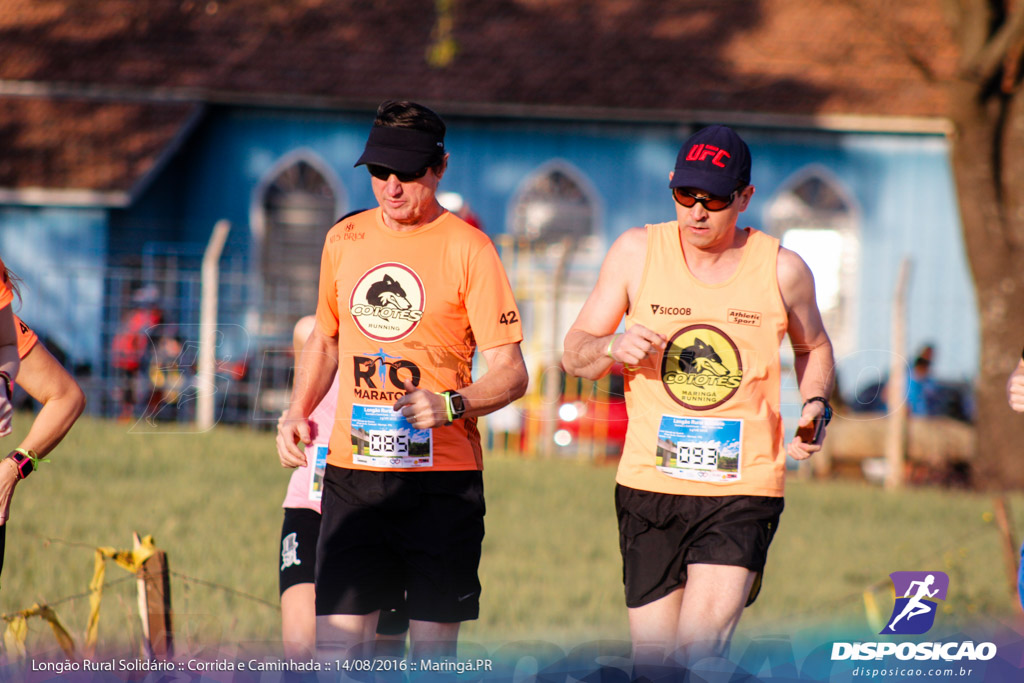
[276,412,311,468]
[786,401,827,460]
[393,380,448,429]
[609,325,667,366]
[1008,361,1024,413]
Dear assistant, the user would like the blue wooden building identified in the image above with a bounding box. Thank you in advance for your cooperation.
[0,0,968,417]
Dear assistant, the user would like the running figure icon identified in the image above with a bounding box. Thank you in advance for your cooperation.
[888,574,939,631]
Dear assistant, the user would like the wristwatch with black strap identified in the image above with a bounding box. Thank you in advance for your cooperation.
[802,396,833,425]
[441,390,467,425]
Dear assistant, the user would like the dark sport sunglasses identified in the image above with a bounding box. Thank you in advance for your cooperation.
[672,187,739,212]
[367,164,429,183]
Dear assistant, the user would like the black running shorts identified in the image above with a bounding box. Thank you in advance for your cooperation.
[280,506,409,635]
[315,466,485,624]
[615,484,784,608]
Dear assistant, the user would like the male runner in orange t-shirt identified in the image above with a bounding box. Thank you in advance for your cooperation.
[276,100,527,660]
[563,126,834,673]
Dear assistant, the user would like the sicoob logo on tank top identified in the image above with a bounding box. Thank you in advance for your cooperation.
[350,263,425,342]
[661,324,743,410]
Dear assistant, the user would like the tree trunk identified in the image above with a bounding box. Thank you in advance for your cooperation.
[947,2,1024,487]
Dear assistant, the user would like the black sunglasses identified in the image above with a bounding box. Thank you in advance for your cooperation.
[672,187,739,212]
[367,164,429,183]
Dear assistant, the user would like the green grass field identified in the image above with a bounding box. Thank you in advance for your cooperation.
[1,413,1021,657]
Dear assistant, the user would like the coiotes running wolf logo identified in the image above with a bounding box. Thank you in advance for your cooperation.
[661,324,742,410]
[350,263,425,342]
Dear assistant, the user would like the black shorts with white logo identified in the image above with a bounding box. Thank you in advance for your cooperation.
[280,507,320,594]
[280,506,409,635]
[316,466,485,624]
[615,484,784,608]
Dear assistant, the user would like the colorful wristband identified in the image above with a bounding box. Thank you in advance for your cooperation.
[606,335,617,360]
[7,448,48,479]
[436,392,454,424]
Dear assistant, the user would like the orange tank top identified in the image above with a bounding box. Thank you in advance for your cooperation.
[617,223,788,497]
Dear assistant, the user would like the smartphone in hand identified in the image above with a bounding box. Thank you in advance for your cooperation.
[795,416,825,445]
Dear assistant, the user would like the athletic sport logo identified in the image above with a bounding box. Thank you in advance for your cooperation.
[281,532,301,571]
[661,324,742,410]
[349,263,425,342]
[881,571,949,635]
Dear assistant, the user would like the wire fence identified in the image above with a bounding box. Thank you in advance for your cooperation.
[32,251,304,429]
[2,533,279,660]
[19,245,620,465]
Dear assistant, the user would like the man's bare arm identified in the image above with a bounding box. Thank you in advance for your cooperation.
[393,342,529,430]
[563,228,665,379]
[276,324,339,467]
[778,247,835,460]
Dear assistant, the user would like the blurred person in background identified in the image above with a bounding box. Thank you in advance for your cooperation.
[278,313,409,658]
[437,191,483,230]
[110,285,162,419]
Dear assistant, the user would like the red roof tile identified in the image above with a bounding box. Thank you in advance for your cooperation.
[0,0,959,194]
[0,97,198,195]
[0,0,957,116]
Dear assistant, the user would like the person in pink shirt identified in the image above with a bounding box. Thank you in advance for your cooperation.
[278,315,409,657]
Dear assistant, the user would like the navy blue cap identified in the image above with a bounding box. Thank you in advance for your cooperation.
[355,126,445,175]
[669,125,751,197]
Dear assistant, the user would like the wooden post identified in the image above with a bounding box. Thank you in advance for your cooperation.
[992,496,1021,607]
[884,259,911,490]
[135,534,174,659]
[197,219,231,430]
[540,237,576,457]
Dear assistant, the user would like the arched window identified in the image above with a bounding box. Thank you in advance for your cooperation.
[510,161,598,246]
[252,152,345,337]
[505,161,604,442]
[766,166,859,357]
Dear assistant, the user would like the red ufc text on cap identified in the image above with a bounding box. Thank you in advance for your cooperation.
[685,144,731,168]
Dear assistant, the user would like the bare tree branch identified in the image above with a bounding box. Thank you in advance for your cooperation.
[947,0,995,71]
[963,0,1024,83]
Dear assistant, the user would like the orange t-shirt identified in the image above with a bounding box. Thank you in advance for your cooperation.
[617,224,789,497]
[14,315,39,359]
[315,208,523,471]
[0,257,13,310]
[0,258,37,358]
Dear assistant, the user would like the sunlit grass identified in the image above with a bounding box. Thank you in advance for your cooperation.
[2,414,1021,656]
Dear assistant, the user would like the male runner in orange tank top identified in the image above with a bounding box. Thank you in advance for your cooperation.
[563,125,834,673]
